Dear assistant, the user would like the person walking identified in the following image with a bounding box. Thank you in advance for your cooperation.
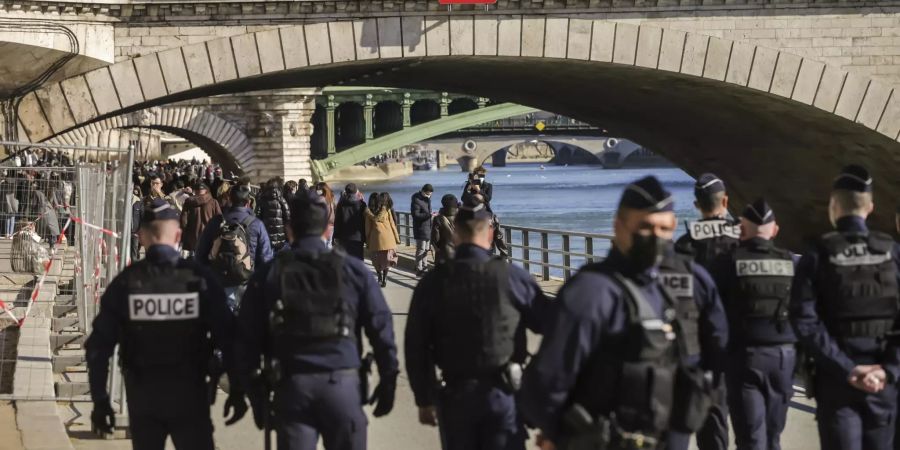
[315,182,337,248]
[406,199,552,450]
[334,183,367,260]
[256,179,291,251]
[708,198,796,450]
[85,199,247,449]
[236,192,399,450]
[195,185,273,312]
[180,182,222,257]
[430,194,458,265]
[791,165,900,450]
[519,176,710,450]
[411,184,434,276]
[365,194,400,288]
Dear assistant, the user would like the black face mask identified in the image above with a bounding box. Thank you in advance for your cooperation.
[627,233,667,272]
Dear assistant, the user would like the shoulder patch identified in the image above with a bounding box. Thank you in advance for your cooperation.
[129,292,200,321]
[736,259,795,277]
[688,220,741,241]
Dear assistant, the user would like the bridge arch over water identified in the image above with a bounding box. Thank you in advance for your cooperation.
[16,16,900,243]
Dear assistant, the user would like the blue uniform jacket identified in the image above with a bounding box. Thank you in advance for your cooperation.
[405,244,553,408]
[84,245,236,402]
[710,237,797,348]
[790,216,900,383]
[195,206,273,269]
[674,255,729,371]
[235,236,399,396]
[519,249,683,442]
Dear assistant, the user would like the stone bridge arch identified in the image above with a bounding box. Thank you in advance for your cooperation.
[46,107,252,175]
[15,16,900,244]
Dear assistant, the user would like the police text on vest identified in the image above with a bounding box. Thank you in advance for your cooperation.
[129,293,200,321]
[828,244,892,267]
[688,220,741,241]
[660,274,693,298]
[736,259,795,277]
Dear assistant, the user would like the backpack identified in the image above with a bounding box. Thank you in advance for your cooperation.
[209,215,256,286]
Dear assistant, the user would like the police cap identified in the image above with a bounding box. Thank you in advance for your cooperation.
[288,190,329,237]
[833,164,872,193]
[456,199,493,222]
[694,173,726,198]
[742,198,775,225]
[618,176,674,213]
[142,198,179,222]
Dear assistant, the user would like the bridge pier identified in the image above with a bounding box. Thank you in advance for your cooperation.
[458,155,478,173]
[244,90,316,183]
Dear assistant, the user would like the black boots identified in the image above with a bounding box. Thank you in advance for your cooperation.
[380,270,388,287]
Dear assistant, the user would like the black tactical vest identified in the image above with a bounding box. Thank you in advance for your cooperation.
[678,219,740,269]
[575,266,680,438]
[817,231,899,340]
[659,254,701,359]
[269,250,354,350]
[122,262,206,371]
[434,258,519,379]
[731,246,794,342]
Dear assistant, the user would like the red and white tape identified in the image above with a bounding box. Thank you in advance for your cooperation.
[70,216,120,238]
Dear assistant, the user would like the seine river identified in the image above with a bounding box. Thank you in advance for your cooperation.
[354,163,701,273]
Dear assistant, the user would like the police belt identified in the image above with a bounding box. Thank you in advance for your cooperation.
[836,319,894,339]
[441,369,503,387]
[280,361,359,377]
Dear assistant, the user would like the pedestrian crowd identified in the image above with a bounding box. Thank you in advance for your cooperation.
[82,158,900,450]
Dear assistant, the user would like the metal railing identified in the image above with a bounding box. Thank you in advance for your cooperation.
[396,211,613,281]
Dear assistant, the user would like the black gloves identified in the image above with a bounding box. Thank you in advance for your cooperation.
[224,390,249,426]
[368,374,397,417]
[91,399,115,434]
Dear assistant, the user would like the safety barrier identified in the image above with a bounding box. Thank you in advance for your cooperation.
[396,211,613,281]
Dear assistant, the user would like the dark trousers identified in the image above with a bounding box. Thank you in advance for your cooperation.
[816,372,897,450]
[274,370,367,450]
[437,380,525,450]
[336,239,365,261]
[666,382,728,450]
[726,345,796,450]
[125,374,213,450]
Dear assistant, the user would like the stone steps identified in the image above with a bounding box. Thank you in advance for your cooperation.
[51,317,79,332]
[52,354,85,374]
[50,333,85,352]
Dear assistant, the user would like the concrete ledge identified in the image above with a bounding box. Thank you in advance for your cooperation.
[16,401,73,450]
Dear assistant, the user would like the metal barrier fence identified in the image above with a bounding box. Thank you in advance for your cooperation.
[396,211,613,281]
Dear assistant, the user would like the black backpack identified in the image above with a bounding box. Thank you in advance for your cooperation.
[209,215,255,286]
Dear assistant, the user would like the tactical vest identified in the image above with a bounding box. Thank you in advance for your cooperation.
[730,246,794,343]
[269,250,354,350]
[434,258,520,379]
[679,219,740,269]
[659,254,701,359]
[122,262,206,371]
[817,231,899,341]
[575,266,680,438]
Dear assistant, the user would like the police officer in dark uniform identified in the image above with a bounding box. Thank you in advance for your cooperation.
[236,191,399,450]
[673,172,738,450]
[710,199,796,450]
[86,198,247,450]
[791,165,900,450]
[520,176,713,450]
[405,199,553,450]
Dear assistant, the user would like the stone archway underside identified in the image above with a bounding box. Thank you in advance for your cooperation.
[46,107,251,175]
[17,17,900,246]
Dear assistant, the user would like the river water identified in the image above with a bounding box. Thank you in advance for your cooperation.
[351,163,700,275]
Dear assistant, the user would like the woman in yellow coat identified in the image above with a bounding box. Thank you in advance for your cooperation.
[365,192,400,287]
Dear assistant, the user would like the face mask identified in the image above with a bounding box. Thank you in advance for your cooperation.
[317,190,324,196]
[627,233,667,272]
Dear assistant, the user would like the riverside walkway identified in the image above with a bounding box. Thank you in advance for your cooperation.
[54,250,818,450]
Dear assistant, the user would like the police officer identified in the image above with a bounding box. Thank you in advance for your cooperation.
[791,165,900,450]
[520,176,711,450]
[236,191,399,450]
[673,172,738,450]
[85,198,247,450]
[405,199,552,450]
[710,199,796,450]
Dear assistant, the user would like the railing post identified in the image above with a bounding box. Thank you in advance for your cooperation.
[404,214,411,246]
[562,234,572,280]
[541,232,550,281]
[586,237,594,264]
[522,230,530,274]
